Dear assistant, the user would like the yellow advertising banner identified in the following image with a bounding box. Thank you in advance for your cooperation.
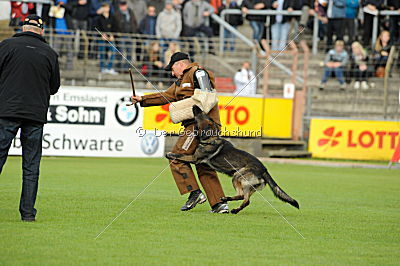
[263,98,293,138]
[309,118,400,160]
[143,95,294,138]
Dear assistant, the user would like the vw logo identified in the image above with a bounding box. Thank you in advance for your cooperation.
[115,96,139,126]
[141,133,159,155]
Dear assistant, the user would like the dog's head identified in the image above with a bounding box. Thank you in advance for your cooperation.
[192,105,219,141]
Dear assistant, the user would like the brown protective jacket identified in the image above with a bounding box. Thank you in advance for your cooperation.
[140,62,220,127]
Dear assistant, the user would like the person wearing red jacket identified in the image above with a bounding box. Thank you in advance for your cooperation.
[9,1,35,27]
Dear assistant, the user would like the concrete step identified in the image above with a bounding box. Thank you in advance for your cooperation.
[261,139,305,146]
[310,109,399,120]
[262,150,312,158]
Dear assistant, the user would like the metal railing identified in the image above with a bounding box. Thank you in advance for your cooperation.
[383,46,397,119]
[372,10,400,47]
[218,9,319,55]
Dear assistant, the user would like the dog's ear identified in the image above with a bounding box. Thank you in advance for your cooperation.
[192,105,203,116]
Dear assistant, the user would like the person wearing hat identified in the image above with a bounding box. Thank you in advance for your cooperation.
[130,52,228,213]
[0,15,60,222]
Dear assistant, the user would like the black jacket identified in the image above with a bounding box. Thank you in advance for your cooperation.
[362,0,384,8]
[241,0,271,22]
[219,1,243,27]
[114,8,138,33]
[96,14,118,32]
[0,32,60,124]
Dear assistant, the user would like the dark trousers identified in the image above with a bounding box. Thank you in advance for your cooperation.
[343,18,356,44]
[321,67,345,84]
[183,25,215,55]
[353,68,368,81]
[326,18,344,48]
[389,16,400,44]
[0,118,44,220]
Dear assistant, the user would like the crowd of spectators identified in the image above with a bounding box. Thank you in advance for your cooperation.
[5,0,400,80]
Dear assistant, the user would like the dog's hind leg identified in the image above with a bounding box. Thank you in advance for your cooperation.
[230,192,251,214]
[221,177,244,202]
[230,183,256,214]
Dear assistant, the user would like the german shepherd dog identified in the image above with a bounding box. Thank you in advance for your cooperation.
[166,105,299,214]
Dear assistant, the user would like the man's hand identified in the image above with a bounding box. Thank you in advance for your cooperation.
[254,3,265,9]
[320,17,328,24]
[326,62,335,68]
[333,62,341,68]
[203,11,210,17]
[241,7,248,14]
[359,64,367,71]
[130,95,142,105]
[367,4,376,11]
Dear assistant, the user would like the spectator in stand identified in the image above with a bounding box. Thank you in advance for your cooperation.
[35,1,52,26]
[114,1,138,71]
[68,0,90,30]
[127,0,147,25]
[241,0,268,42]
[373,30,391,77]
[287,0,313,81]
[319,40,348,90]
[96,3,118,74]
[67,0,90,59]
[344,0,359,45]
[148,0,166,15]
[144,41,165,88]
[9,1,35,29]
[325,0,345,49]
[210,0,223,35]
[296,0,314,29]
[156,0,182,50]
[89,0,114,29]
[362,0,383,47]
[164,42,181,67]
[388,0,400,45]
[53,0,74,70]
[219,0,243,51]
[234,61,257,95]
[350,41,369,89]
[139,5,157,36]
[270,0,295,52]
[182,0,215,54]
[314,0,328,41]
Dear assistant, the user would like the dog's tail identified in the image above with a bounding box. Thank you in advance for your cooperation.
[263,172,299,209]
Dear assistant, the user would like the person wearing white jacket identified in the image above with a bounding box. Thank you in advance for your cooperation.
[234,62,257,95]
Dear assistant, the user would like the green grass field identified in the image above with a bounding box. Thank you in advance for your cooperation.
[1,157,399,265]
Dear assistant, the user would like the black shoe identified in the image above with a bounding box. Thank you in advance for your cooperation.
[21,217,35,222]
[210,202,229,213]
[181,190,206,211]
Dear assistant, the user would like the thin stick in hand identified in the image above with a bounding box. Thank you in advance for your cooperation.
[127,68,136,106]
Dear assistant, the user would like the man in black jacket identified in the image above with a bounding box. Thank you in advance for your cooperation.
[114,1,138,71]
[241,0,270,41]
[0,15,60,222]
[362,0,383,46]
